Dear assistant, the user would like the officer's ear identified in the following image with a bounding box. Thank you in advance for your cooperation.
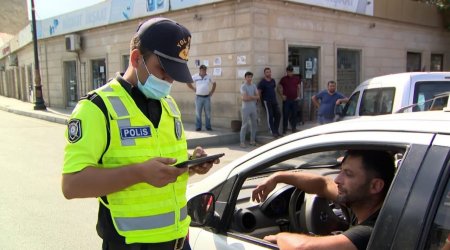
[130,49,142,68]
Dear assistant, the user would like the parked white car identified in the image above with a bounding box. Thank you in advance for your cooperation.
[186,110,450,250]
[336,72,450,121]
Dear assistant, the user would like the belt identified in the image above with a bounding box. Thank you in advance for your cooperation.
[104,237,186,250]
[196,95,209,97]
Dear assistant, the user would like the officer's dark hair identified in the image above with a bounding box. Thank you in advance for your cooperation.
[130,34,152,61]
[199,65,207,70]
[245,71,253,77]
[342,150,395,196]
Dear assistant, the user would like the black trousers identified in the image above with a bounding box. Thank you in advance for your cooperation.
[282,99,299,132]
[262,100,281,135]
[102,238,191,250]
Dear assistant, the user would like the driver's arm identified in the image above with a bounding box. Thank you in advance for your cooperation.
[266,232,357,250]
[252,172,338,203]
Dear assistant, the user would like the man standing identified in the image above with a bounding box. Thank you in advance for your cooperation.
[312,80,348,124]
[258,67,281,137]
[252,150,395,250]
[187,65,216,131]
[62,18,217,250]
[239,71,259,148]
[278,65,301,134]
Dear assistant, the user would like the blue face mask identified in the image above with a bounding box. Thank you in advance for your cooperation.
[135,58,172,100]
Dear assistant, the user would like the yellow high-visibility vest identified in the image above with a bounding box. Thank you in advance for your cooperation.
[95,79,189,244]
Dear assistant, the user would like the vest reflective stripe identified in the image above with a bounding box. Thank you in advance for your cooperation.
[102,85,114,92]
[180,205,187,221]
[108,96,129,117]
[108,96,137,146]
[118,119,135,146]
[164,97,180,117]
[116,206,187,231]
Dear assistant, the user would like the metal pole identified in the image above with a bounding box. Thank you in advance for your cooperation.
[31,0,46,110]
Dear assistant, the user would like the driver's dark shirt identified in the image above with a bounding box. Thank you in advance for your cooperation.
[342,210,380,250]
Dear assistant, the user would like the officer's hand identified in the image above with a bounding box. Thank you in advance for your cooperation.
[188,146,219,176]
[139,157,187,187]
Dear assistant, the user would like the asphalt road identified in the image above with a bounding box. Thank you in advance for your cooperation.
[0,110,251,249]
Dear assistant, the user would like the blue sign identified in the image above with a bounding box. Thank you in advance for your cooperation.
[120,126,151,139]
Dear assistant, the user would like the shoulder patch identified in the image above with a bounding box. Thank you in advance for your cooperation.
[67,119,82,143]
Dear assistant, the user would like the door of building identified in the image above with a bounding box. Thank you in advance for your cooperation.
[288,46,319,122]
[337,48,361,97]
[92,59,106,89]
[64,61,78,107]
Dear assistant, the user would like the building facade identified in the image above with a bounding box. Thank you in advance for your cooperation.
[0,0,449,128]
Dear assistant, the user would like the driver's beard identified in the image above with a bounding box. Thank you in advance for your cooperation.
[336,182,371,208]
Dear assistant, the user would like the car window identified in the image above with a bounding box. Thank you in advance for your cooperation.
[425,170,450,249]
[359,88,395,116]
[233,150,345,239]
[430,95,449,111]
[413,81,450,112]
[232,147,403,243]
[342,91,360,117]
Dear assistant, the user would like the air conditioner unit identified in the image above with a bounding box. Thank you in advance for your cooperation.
[65,34,81,51]
[8,54,18,66]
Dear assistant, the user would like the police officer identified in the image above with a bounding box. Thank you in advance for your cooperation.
[62,18,216,250]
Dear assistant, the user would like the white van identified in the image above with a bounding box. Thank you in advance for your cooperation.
[336,72,450,121]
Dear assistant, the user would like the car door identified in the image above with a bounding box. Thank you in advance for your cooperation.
[189,130,436,250]
[338,90,360,121]
[190,226,277,250]
[370,134,450,249]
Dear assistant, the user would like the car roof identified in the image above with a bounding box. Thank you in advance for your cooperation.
[307,110,450,135]
[357,72,450,88]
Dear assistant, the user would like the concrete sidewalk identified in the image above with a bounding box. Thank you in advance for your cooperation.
[0,95,318,148]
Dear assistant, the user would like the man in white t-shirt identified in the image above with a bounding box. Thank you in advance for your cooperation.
[187,65,216,131]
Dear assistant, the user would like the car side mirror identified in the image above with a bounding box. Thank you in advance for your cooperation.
[187,193,215,227]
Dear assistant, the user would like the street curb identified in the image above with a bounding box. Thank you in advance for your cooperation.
[0,105,68,125]
[187,133,239,148]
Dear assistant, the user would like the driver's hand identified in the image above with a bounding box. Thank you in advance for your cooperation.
[265,233,308,249]
[252,178,277,203]
[264,234,277,243]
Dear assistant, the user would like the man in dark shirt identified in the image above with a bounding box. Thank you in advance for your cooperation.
[252,150,396,250]
[257,67,281,137]
[312,80,348,124]
[278,65,301,134]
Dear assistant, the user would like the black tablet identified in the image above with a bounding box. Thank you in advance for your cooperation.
[174,153,225,168]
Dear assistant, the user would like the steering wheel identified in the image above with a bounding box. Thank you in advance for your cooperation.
[288,188,349,235]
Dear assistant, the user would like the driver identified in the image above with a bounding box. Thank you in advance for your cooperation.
[252,150,395,250]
